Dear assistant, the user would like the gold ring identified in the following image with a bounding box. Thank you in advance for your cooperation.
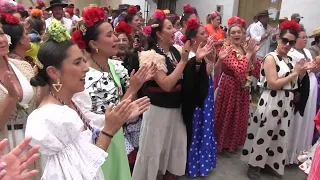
[185,49,189,52]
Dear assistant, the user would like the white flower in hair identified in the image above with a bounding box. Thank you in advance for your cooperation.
[5,34,11,45]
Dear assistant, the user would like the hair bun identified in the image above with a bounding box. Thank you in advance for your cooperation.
[30,75,47,87]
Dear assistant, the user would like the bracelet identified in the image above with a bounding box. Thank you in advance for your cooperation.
[101,131,114,139]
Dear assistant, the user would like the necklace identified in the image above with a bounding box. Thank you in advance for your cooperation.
[156,44,178,67]
[49,91,100,143]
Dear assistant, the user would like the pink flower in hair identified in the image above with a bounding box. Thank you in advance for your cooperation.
[143,26,152,36]
[154,9,165,21]
[0,0,17,13]
[17,4,25,11]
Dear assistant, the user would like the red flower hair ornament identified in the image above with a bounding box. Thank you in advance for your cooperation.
[127,5,138,15]
[227,16,246,28]
[154,9,166,21]
[115,20,132,35]
[181,35,187,43]
[71,30,86,49]
[183,4,194,13]
[1,13,19,24]
[186,18,199,30]
[82,7,104,27]
[143,26,152,36]
[65,8,74,17]
[280,20,301,32]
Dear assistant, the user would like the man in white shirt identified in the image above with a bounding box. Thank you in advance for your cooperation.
[45,0,72,33]
[249,10,277,60]
[246,16,258,37]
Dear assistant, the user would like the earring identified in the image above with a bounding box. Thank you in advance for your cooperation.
[20,41,24,45]
[52,78,62,92]
[95,48,99,53]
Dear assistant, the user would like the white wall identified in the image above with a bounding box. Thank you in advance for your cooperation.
[120,0,157,21]
[280,0,320,44]
[175,0,239,26]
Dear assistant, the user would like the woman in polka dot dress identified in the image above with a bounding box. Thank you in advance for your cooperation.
[180,18,218,178]
[241,20,309,180]
[214,16,261,154]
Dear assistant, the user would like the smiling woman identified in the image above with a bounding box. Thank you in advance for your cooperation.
[26,18,150,180]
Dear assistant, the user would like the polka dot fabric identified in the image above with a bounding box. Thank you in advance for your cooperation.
[214,49,261,152]
[241,52,298,176]
[186,76,217,178]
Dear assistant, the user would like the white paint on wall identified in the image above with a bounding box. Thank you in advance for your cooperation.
[175,0,238,26]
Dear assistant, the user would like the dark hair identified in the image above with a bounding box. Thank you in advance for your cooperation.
[185,26,200,42]
[314,36,320,44]
[19,10,29,19]
[30,40,75,87]
[279,28,299,39]
[0,20,24,51]
[135,5,141,11]
[146,18,167,50]
[83,20,107,53]
[28,16,44,35]
[124,13,139,24]
[180,12,194,27]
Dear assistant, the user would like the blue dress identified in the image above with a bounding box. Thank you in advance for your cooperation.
[186,75,217,178]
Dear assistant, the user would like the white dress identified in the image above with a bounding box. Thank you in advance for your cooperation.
[25,103,108,180]
[241,52,298,175]
[0,60,34,152]
[286,48,317,164]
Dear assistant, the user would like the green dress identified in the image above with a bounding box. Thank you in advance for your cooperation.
[101,128,131,180]
[85,60,131,179]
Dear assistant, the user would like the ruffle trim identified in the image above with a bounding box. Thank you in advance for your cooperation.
[139,50,168,73]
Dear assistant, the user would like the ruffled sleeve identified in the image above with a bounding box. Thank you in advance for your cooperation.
[25,104,108,180]
[73,91,105,129]
[110,59,130,90]
[139,50,167,73]
[223,50,249,83]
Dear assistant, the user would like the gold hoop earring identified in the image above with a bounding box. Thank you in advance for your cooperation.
[52,78,62,92]
[95,48,99,53]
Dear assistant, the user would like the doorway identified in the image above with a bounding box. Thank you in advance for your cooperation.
[238,0,282,27]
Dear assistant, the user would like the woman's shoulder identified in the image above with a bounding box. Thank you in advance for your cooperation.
[9,58,34,80]
[139,49,167,72]
[26,104,83,136]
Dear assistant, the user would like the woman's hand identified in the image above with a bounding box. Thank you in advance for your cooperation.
[127,96,150,120]
[196,36,215,62]
[2,71,20,101]
[181,40,191,62]
[218,46,232,60]
[129,65,148,92]
[246,39,257,54]
[104,97,134,135]
[0,137,40,180]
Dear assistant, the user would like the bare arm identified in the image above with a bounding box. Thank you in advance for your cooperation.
[264,55,298,90]
[0,96,19,129]
[153,61,187,92]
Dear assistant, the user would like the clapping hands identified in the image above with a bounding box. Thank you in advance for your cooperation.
[130,63,157,91]
[0,138,40,180]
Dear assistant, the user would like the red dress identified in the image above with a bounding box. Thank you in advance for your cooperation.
[308,110,320,180]
[214,48,261,152]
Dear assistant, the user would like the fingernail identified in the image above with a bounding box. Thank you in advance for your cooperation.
[0,170,6,176]
[0,162,6,168]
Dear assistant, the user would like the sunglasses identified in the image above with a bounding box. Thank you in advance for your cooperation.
[281,37,296,46]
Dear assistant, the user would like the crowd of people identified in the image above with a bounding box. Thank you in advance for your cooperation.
[0,0,320,179]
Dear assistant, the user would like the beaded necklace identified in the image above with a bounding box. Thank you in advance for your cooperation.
[50,91,100,143]
[156,44,178,67]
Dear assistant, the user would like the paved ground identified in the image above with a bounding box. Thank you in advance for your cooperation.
[180,151,307,180]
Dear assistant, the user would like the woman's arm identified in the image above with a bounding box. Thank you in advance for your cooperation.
[0,96,19,129]
[153,60,188,92]
[264,55,298,90]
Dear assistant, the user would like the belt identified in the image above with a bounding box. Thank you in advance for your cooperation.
[147,85,182,93]
[7,124,24,130]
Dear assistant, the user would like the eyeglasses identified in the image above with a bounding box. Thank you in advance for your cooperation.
[281,37,296,46]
